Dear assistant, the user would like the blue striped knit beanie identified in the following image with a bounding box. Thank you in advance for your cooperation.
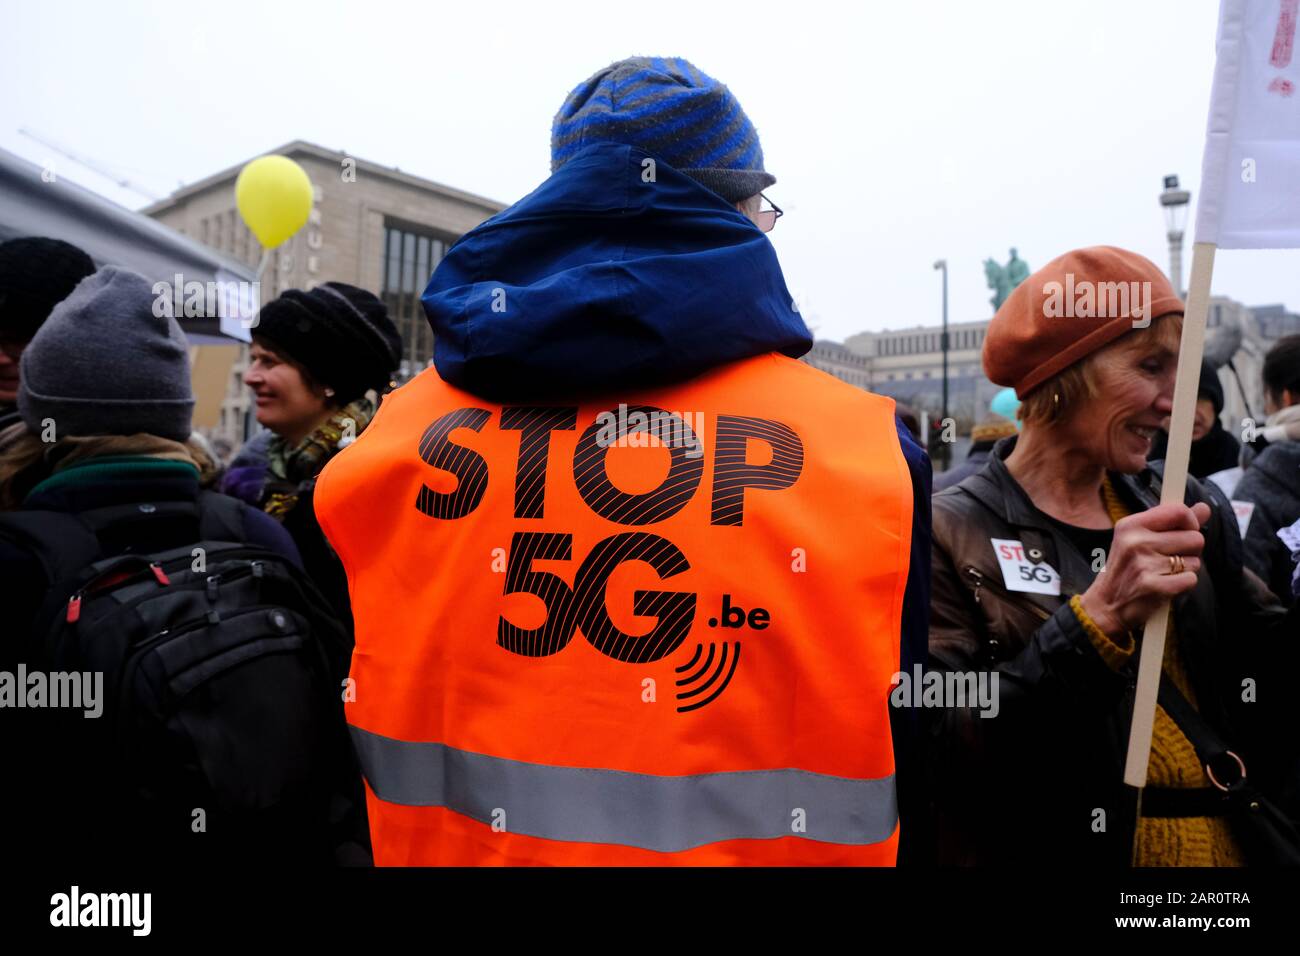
[551,56,775,203]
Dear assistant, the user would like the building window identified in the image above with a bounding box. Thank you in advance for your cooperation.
[381,220,453,380]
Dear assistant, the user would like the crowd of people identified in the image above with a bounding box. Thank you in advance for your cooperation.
[1,55,1299,868]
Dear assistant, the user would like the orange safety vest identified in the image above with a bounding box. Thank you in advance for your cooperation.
[315,352,913,865]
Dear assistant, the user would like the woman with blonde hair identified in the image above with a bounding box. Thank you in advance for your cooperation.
[927,246,1299,866]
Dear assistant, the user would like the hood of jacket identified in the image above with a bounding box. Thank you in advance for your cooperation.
[1248,438,1300,493]
[421,141,811,401]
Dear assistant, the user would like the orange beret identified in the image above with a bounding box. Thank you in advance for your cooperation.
[982,246,1183,399]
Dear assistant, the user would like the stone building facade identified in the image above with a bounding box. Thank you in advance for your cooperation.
[825,297,1294,440]
[143,140,504,449]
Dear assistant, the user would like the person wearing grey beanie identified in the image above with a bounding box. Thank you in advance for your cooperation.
[0,264,301,601]
[0,264,262,513]
[0,266,369,869]
[18,266,195,442]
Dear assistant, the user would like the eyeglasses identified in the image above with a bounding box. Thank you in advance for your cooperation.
[755,193,784,233]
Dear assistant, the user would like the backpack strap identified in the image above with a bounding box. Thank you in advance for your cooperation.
[0,510,108,659]
[74,500,201,535]
[0,510,105,591]
[196,490,250,542]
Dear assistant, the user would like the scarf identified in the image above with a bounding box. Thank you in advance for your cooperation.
[263,399,374,520]
[1262,403,1300,443]
[47,433,202,472]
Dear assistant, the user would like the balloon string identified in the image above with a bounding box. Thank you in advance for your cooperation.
[255,248,272,284]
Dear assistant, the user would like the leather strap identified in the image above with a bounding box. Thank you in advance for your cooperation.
[1135,678,1242,819]
[1141,786,1233,818]
[1156,673,1247,791]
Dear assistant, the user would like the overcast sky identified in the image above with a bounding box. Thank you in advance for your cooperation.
[2,0,1296,342]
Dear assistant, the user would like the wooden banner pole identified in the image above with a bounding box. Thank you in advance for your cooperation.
[1123,240,1218,793]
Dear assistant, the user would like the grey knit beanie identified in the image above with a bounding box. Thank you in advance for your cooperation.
[551,57,775,204]
[18,266,195,442]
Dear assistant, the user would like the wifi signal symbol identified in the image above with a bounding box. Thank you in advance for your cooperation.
[674,641,741,713]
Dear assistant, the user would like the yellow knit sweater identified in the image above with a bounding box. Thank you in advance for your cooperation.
[1067,476,1244,867]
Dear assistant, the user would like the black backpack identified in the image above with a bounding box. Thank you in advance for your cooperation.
[0,491,364,866]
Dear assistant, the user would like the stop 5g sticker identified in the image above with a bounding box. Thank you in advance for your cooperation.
[990,538,1061,596]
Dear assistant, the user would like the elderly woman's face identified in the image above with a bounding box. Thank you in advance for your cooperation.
[1061,331,1179,473]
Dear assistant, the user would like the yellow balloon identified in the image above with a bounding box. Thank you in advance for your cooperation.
[235,155,313,249]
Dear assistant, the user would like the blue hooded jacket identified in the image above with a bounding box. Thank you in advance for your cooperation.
[422,142,810,400]
[422,142,932,849]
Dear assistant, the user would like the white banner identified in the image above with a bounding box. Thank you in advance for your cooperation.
[1196,0,1300,248]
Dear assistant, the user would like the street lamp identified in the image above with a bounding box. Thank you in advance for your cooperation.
[933,258,949,471]
[1159,174,1191,296]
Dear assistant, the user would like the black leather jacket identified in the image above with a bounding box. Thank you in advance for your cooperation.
[925,436,1297,866]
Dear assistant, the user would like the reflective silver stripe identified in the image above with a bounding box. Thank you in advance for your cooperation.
[350,726,897,853]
